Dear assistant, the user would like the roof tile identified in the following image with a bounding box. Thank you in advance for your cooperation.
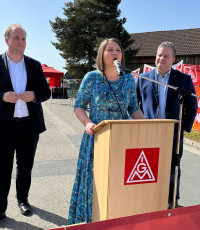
[131,28,200,57]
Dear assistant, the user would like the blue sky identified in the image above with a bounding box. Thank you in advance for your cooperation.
[0,0,200,73]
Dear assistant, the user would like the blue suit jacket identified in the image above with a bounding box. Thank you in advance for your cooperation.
[135,68,197,133]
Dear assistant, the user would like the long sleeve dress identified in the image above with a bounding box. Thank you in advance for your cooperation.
[67,70,140,225]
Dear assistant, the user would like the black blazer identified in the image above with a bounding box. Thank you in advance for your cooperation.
[0,52,51,135]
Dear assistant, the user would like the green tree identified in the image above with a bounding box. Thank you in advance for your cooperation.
[50,0,137,78]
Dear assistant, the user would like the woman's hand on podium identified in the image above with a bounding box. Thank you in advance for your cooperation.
[85,122,96,135]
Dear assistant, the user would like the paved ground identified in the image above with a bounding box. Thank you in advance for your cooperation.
[0,98,200,230]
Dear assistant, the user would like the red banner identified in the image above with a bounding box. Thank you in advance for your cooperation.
[142,62,200,86]
[131,68,140,80]
[143,64,155,73]
[193,86,200,131]
[182,64,200,86]
[172,60,183,71]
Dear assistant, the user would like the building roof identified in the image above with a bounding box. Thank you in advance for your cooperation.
[130,28,200,57]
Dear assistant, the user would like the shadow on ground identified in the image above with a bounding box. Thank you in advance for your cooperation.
[0,206,67,230]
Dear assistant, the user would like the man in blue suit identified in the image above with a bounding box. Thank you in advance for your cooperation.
[0,24,50,220]
[136,41,197,208]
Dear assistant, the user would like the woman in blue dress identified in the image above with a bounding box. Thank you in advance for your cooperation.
[67,38,145,225]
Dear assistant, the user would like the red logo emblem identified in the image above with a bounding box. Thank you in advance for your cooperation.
[124,148,159,185]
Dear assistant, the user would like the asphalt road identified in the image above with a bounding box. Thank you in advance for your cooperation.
[0,98,199,230]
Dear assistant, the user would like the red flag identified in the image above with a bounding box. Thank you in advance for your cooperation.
[182,64,200,85]
[143,64,155,73]
[172,60,183,71]
[131,68,140,80]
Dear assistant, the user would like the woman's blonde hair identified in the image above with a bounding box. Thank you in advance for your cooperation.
[96,38,125,72]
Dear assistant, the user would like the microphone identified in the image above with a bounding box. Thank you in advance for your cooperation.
[114,59,124,76]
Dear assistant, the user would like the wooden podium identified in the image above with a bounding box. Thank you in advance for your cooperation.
[92,119,178,222]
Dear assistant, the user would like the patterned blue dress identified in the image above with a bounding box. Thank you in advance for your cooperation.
[67,70,139,224]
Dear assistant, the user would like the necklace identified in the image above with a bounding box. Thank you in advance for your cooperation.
[103,72,126,119]
[104,71,119,81]
[106,75,119,81]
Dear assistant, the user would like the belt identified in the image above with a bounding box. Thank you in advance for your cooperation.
[13,117,29,123]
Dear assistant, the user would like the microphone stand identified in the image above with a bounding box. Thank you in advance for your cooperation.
[126,69,200,209]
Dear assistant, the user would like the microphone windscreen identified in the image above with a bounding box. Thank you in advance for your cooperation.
[114,59,124,76]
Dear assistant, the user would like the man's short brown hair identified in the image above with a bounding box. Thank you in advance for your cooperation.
[4,24,26,39]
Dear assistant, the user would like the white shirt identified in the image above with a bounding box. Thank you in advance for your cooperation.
[157,69,170,118]
[7,54,29,118]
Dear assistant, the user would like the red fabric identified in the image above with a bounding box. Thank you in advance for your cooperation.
[42,64,64,78]
[49,77,61,88]
[142,63,200,86]
[193,86,200,131]
[48,205,200,230]
[143,64,155,73]
[182,64,200,86]
[42,64,64,87]
[132,68,140,80]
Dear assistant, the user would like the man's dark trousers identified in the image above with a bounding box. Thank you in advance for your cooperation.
[0,117,39,213]
[169,130,184,202]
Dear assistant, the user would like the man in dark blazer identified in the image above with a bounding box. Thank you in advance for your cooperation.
[0,24,50,220]
[136,41,197,208]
